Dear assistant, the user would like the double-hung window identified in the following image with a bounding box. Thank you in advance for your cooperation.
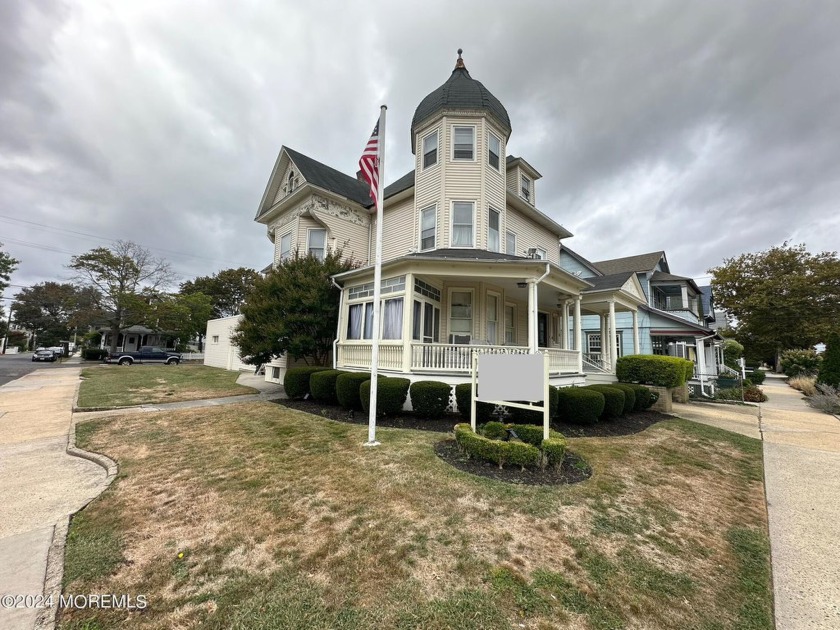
[453,126,474,160]
[521,175,531,201]
[279,232,292,262]
[488,208,500,252]
[308,228,326,260]
[451,202,474,247]
[506,230,516,256]
[505,305,515,343]
[486,294,499,343]
[488,133,501,169]
[535,247,547,260]
[449,291,472,343]
[422,131,438,168]
[420,206,436,250]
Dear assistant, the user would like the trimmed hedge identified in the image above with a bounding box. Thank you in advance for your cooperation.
[454,424,541,469]
[615,355,695,388]
[584,385,625,419]
[336,372,386,411]
[506,386,560,424]
[747,369,766,385]
[82,348,108,361]
[621,383,655,411]
[506,423,565,447]
[606,383,636,415]
[309,370,349,405]
[454,383,499,423]
[482,421,508,441]
[556,387,605,425]
[284,366,331,400]
[361,378,411,415]
[409,381,452,418]
[542,437,568,467]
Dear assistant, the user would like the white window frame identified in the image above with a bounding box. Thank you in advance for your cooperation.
[279,231,292,262]
[521,174,531,202]
[448,288,474,343]
[488,207,501,252]
[450,201,475,248]
[504,302,516,344]
[419,205,436,251]
[506,230,517,256]
[488,132,501,170]
[211,335,220,344]
[307,228,327,260]
[535,247,547,260]
[485,291,501,344]
[422,130,439,169]
[452,125,476,161]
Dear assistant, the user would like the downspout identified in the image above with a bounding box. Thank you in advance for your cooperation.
[331,277,343,370]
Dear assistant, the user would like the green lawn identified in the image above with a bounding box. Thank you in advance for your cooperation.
[76,364,256,409]
[62,405,773,630]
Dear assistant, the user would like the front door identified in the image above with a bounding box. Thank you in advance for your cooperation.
[538,313,548,348]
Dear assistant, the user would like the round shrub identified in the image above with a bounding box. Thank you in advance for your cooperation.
[743,385,768,403]
[585,385,625,419]
[556,387,605,425]
[309,370,349,405]
[361,378,411,415]
[284,366,331,400]
[454,383,499,423]
[482,421,508,441]
[506,386,560,424]
[336,372,386,411]
[747,369,766,385]
[606,383,636,415]
[622,383,654,411]
[409,381,452,418]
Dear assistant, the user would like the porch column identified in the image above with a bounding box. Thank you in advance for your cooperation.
[632,309,639,354]
[528,280,538,353]
[600,314,609,368]
[574,297,582,373]
[608,300,617,372]
[696,337,706,388]
[681,286,689,310]
[561,300,570,350]
[402,273,413,373]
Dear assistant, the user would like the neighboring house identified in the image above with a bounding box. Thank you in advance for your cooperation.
[252,52,649,386]
[98,326,175,352]
[204,316,251,371]
[558,247,725,394]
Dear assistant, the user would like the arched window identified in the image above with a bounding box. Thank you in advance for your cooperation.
[288,171,296,193]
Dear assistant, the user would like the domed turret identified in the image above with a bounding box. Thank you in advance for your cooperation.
[411,50,512,152]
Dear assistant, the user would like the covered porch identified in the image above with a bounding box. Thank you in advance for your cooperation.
[332,254,592,382]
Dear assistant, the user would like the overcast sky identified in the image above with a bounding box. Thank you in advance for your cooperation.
[2,0,839,303]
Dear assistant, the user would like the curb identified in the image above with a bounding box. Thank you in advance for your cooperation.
[36,376,119,630]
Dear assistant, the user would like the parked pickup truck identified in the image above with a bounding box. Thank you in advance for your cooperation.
[105,346,182,366]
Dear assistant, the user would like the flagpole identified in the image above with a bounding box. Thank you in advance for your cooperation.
[366,103,387,447]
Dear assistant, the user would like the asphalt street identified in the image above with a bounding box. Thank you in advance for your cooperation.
[0,353,78,387]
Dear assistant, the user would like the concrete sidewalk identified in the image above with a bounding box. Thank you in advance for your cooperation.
[0,369,110,630]
[675,375,840,629]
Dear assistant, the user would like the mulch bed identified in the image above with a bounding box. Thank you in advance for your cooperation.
[434,440,592,485]
[275,400,671,438]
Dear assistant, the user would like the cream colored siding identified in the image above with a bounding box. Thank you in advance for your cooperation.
[442,117,484,248]
[485,121,507,251]
[297,215,323,255]
[381,196,416,261]
[273,161,305,204]
[310,203,371,264]
[505,206,559,264]
[506,165,517,193]
[204,316,250,371]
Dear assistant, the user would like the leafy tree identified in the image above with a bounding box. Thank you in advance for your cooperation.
[153,292,214,349]
[710,244,840,368]
[13,282,99,348]
[818,333,840,387]
[722,339,744,370]
[0,243,21,324]
[232,251,356,366]
[180,267,260,319]
[69,241,175,353]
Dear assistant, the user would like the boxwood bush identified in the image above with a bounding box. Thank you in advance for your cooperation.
[505,386,560,424]
[336,372,386,411]
[746,369,766,385]
[82,348,108,361]
[482,421,508,441]
[615,355,695,388]
[409,381,452,418]
[584,385,625,419]
[309,369,349,405]
[361,378,411,415]
[621,383,655,411]
[454,424,541,469]
[454,383,499,423]
[606,383,636,415]
[556,387,605,424]
[542,437,568,467]
[284,366,331,400]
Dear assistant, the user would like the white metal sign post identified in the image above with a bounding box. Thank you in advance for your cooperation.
[471,351,551,440]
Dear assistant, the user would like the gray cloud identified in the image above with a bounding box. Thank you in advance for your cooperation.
[2,0,839,297]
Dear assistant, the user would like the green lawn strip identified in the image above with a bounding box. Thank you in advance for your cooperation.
[77,364,256,408]
[61,406,773,629]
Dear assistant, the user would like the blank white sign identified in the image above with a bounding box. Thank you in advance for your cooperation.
[477,353,544,402]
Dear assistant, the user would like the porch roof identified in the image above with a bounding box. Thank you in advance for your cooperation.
[642,305,722,338]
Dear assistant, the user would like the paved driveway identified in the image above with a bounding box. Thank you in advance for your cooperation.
[0,368,108,630]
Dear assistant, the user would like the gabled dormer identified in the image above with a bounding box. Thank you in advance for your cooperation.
[506,156,542,206]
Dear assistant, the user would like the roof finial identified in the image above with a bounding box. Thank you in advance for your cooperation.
[455,48,466,70]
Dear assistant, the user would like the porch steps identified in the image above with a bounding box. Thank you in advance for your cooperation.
[584,373,619,385]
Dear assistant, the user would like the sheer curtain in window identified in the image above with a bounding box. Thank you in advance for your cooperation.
[452,202,473,246]
[347,304,362,339]
[383,298,403,339]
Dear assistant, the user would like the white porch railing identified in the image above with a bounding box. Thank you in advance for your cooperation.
[582,352,611,373]
[337,342,404,370]
[543,347,581,373]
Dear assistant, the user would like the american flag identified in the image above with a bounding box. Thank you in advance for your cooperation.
[358,118,380,207]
